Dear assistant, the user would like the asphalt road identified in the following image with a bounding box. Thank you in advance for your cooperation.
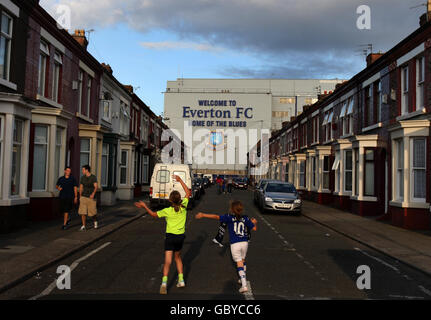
[2,186,431,300]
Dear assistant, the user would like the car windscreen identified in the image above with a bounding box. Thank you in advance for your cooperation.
[265,183,296,193]
[156,170,170,183]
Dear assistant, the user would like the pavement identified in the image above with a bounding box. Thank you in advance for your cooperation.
[1,190,431,299]
[301,200,431,277]
[0,196,146,294]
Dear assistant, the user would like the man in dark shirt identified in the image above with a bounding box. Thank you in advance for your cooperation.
[56,167,78,230]
[79,165,98,231]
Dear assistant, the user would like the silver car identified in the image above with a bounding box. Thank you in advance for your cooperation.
[258,181,302,214]
[253,179,278,204]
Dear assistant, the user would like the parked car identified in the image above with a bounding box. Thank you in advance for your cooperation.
[257,181,302,214]
[233,177,248,190]
[253,179,277,204]
[150,164,193,209]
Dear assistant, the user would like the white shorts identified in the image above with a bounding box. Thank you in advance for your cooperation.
[230,241,248,262]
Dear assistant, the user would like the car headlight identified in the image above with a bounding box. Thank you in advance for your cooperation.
[294,199,302,204]
[265,197,273,202]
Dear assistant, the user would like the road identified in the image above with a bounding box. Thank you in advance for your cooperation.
[2,186,431,300]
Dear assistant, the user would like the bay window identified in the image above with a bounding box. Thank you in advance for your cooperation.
[411,138,426,201]
[11,119,23,196]
[0,12,12,81]
[312,157,317,188]
[80,138,91,169]
[344,150,353,192]
[364,149,375,196]
[120,150,128,185]
[142,155,149,184]
[299,161,305,188]
[323,156,330,190]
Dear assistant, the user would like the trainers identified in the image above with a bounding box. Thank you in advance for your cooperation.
[160,283,167,294]
[80,225,86,231]
[212,238,223,247]
[239,286,248,294]
[176,281,185,288]
[94,221,98,229]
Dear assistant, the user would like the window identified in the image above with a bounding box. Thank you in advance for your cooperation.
[312,116,319,143]
[80,138,91,170]
[354,149,359,196]
[411,138,426,200]
[54,127,63,185]
[323,156,330,190]
[86,77,92,116]
[38,41,49,97]
[416,57,425,111]
[285,163,289,183]
[280,98,295,104]
[120,150,128,185]
[32,125,48,191]
[52,52,62,103]
[365,86,373,126]
[299,161,305,187]
[401,66,409,115]
[0,116,3,195]
[375,81,382,123]
[101,143,109,187]
[156,169,170,183]
[78,71,83,114]
[102,101,111,122]
[142,155,149,183]
[333,152,340,192]
[0,12,12,80]
[11,119,23,196]
[364,149,375,196]
[312,157,317,188]
[396,139,404,200]
[322,110,333,141]
[344,150,353,192]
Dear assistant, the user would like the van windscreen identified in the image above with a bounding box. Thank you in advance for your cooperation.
[173,171,186,182]
[156,170,170,183]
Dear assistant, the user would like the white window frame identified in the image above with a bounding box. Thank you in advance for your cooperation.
[299,160,306,188]
[401,66,409,115]
[120,149,128,185]
[11,118,23,197]
[101,143,109,187]
[78,70,83,114]
[416,56,425,111]
[32,124,49,191]
[0,12,13,81]
[52,51,62,103]
[102,100,111,123]
[410,137,426,202]
[322,156,330,190]
[80,138,91,170]
[86,76,92,116]
[344,150,353,192]
[38,41,49,97]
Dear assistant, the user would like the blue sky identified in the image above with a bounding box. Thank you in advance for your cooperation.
[40,0,424,116]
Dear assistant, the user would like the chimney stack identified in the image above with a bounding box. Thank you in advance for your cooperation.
[366,52,384,67]
[72,30,88,49]
[420,0,431,26]
[101,63,113,74]
[123,85,134,93]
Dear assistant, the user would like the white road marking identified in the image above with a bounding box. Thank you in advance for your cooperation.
[418,285,431,297]
[354,247,400,273]
[29,242,112,300]
[389,295,425,300]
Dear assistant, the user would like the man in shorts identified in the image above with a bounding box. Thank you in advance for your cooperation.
[79,165,98,231]
[56,167,78,230]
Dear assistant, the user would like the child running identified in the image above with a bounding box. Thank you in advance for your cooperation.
[195,200,257,294]
[135,175,191,295]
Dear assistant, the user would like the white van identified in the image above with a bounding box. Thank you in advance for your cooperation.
[203,174,213,184]
[150,163,193,209]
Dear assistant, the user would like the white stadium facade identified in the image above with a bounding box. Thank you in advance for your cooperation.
[163,79,345,175]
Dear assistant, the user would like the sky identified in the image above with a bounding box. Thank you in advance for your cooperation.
[40,0,426,116]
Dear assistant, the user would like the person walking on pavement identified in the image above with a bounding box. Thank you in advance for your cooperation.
[78,165,98,231]
[227,176,233,193]
[195,200,257,294]
[56,167,78,230]
[135,175,191,295]
[216,176,223,195]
